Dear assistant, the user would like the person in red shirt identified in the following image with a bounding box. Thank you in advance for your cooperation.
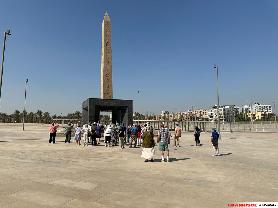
[49,122,59,144]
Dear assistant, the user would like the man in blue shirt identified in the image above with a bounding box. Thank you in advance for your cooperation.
[129,124,138,148]
[211,128,220,156]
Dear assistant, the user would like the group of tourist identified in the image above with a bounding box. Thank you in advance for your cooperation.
[48,121,220,162]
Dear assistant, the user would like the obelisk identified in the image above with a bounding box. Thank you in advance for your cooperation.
[82,12,133,125]
[100,12,113,99]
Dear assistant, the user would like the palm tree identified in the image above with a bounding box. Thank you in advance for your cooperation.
[43,112,52,124]
[36,110,43,123]
[0,113,8,122]
[20,110,27,123]
[73,111,81,119]
[27,112,34,123]
[13,110,21,123]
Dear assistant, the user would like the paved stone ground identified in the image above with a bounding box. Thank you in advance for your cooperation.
[0,124,277,208]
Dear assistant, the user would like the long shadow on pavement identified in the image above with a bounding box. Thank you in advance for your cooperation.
[218,153,232,156]
[152,158,191,162]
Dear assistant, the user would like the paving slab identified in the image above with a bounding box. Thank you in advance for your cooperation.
[0,124,277,208]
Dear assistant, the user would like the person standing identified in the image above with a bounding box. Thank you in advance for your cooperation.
[119,124,126,149]
[104,125,113,147]
[129,124,138,148]
[111,124,119,146]
[126,125,131,144]
[211,128,220,156]
[49,122,59,144]
[174,123,182,147]
[75,124,82,146]
[82,124,90,146]
[141,126,155,162]
[194,126,201,146]
[137,125,142,146]
[90,122,98,146]
[64,122,73,143]
[96,123,102,144]
[157,123,170,162]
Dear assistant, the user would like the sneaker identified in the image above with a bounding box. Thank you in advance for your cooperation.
[144,159,148,162]
[150,159,154,162]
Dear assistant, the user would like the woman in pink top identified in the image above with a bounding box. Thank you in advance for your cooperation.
[49,122,59,144]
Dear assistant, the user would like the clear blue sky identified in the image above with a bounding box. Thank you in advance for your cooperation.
[0,0,278,115]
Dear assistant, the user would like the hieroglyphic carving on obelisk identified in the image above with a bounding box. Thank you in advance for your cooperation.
[100,12,113,99]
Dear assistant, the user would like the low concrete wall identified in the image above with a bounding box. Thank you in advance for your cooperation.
[134,120,278,133]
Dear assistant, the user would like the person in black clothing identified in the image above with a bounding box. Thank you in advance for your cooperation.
[64,122,73,143]
[119,124,126,149]
[194,126,201,146]
[96,123,102,144]
[90,122,98,146]
[126,125,131,144]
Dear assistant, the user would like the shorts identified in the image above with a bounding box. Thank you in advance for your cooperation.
[211,139,218,148]
[174,135,180,140]
[159,142,169,151]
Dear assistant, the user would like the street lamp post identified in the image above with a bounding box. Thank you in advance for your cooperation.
[273,102,276,122]
[213,65,220,133]
[0,29,11,103]
[23,78,28,131]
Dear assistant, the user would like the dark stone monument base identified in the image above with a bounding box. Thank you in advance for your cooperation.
[82,98,133,125]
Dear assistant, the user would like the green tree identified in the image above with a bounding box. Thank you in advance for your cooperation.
[27,112,34,123]
[0,113,9,122]
[13,110,21,123]
[73,111,81,119]
[36,110,43,123]
[133,112,145,120]
[20,110,28,123]
[43,112,52,124]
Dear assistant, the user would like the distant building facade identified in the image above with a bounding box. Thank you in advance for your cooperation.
[244,103,272,120]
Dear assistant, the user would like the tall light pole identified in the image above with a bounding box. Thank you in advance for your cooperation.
[273,102,276,122]
[213,64,220,133]
[23,78,28,131]
[0,29,11,104]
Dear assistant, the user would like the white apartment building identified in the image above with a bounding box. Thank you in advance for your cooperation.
[207,106,224,122]
[244,103,272,120]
